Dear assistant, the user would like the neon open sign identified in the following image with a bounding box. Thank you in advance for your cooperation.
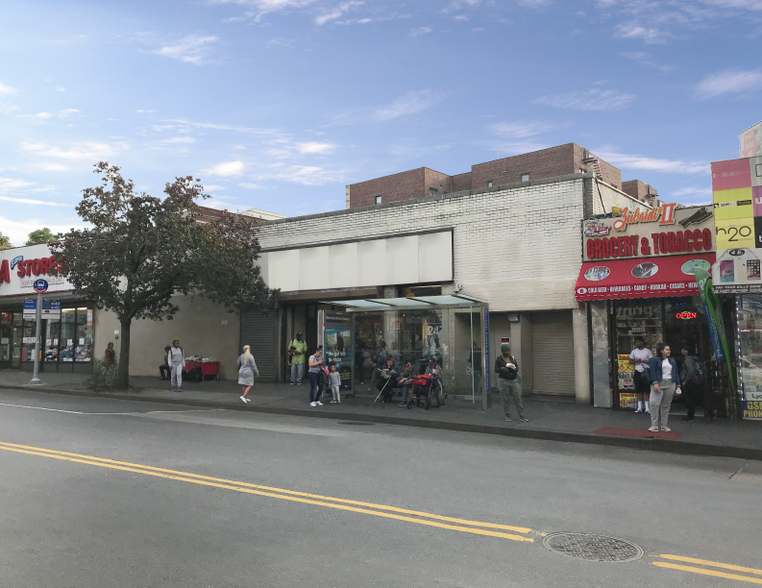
[676,312,697,320]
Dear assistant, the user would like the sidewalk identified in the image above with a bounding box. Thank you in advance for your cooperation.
[2,370,761,461]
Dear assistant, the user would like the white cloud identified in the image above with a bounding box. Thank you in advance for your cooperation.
[620,51,674,72]
[211,0,317,22]
[33,163,70,172]
[56,87,66,92]
[594,149,708,174]
[296,141,336,154]
[162,137,196,144]
[200,184,226,192]
[0,83,18,96]
[614,23,665,44]
[409,26,432,36]
[490,120,561,138]
[535,88,635,111]
[239,182,265,189]
[315,1,363,25]
[0,195,69,207]
[137,109,154,113]
[202,161,246,177]
[0,177,35,193]
[35,112,52,119]
[21,140,121,161]
[694,69,762,99]
[151,35,219,65]
[373,90,444,121]
[58,108,80,117]
[267,37,296,48]
[672,186,713,203]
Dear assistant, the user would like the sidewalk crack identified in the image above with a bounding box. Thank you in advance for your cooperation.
[728,460,749,481]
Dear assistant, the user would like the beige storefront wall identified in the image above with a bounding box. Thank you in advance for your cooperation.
[94,294,240,380]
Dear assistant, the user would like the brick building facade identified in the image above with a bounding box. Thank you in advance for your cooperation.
[247,173,648,403]
[346,143,658,209]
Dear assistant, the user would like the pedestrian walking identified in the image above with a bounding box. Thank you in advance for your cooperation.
[679,345,712,423]
[159,344,171,380]
[328,363,341,404]
[168,339,185,392]
[237,344,259,404]
[648,342,682,432]
[629,337,653,414]
[104,342,116,366]
[288,332,308,385]
[307,348,325,407]
[495,342,528,422]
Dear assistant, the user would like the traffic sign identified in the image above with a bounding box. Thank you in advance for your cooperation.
[33,279,48,293]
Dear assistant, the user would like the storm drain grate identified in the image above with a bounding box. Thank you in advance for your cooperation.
[542,533,643,562]
[336,421,376,426]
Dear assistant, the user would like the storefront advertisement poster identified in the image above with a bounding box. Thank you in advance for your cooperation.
[617,354,634,390]
[742,401,762,419]
[619,392,637,410]
[323,311,353,389]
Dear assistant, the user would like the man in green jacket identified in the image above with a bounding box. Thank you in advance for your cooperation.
[495,342,528,423]
[288,332,308,385]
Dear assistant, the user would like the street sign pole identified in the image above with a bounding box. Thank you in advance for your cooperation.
[29,279,48,386]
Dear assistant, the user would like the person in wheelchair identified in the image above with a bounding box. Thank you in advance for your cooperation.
[376,356,399,402]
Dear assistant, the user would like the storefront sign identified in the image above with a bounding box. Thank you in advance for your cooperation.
[583,205,714,262]
[711,155,762,250]
[675,312,697,320]
[617,354,634,390]
[22,300,62,320]
[742,401,762,420]
[0,244,72,297]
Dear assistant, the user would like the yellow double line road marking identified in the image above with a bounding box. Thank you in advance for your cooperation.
[654,554,762,585]
[0,441,533,543]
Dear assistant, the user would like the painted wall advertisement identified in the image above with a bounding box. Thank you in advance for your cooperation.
[323,311,353,389]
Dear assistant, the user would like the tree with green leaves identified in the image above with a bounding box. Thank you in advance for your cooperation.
[52,162,274,388]
[26,227,55,245]
[0,231,11,250]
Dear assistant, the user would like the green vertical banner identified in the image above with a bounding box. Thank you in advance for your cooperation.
[694,267,734,389]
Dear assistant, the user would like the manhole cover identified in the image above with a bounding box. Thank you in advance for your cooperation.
[336,421,376,426]
[542,533,643,562]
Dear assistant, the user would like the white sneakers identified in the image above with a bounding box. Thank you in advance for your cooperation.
[316,401,323,406]
[240,396,250,404]
[661,426,671,432]
[648,425,659,432]
[310,401,317,407]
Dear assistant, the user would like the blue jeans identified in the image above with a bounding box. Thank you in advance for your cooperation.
[291,362,304,384]
[308,371,320,402]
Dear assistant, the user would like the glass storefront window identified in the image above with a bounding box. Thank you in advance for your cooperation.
[21,318,37,362]
[45,319,60,362]
[60,308,76,363]
[614,299,662,396]
[0,312,10,362]
[76,307,92,362]
[738,295,762,406]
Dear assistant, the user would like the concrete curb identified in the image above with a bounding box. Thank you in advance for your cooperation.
[3,384,762,461]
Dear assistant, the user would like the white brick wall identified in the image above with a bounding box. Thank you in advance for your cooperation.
[256,175,588,312]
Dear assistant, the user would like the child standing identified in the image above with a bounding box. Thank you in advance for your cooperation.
[328,364,342,404]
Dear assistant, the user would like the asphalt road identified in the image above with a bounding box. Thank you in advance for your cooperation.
[0,387,760,588]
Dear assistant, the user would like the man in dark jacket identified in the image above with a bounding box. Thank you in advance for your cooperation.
[680,345,712,423]
[495,342,528,422]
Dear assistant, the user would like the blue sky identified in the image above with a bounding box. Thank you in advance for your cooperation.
[2,0,762,245]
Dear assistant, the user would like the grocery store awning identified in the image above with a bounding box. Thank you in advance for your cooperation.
[323,294,487,311]
[575,253,715,301]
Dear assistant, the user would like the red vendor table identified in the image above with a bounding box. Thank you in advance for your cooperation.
[185,361,220,380]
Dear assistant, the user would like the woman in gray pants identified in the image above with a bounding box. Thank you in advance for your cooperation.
[648,343,682,432]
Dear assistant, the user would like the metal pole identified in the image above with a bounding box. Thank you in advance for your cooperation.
[29,293,42,385]
[470,307,475,404]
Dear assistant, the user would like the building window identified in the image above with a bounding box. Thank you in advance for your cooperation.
[521,173,530,182]
[756,163,762,177]
[487,181,493,188]
[429,188,438,196]
[375,195,382,205]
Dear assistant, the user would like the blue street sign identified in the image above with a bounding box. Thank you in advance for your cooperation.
[24,300,36,311]
[33,279,48,293]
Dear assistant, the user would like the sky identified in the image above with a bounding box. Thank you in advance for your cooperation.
[1,0,762,246]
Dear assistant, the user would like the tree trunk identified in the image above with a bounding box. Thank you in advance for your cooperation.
[117,318,131,389]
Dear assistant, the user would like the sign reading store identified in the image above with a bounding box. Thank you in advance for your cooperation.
[0,243,72,297]
[583,204,715,262]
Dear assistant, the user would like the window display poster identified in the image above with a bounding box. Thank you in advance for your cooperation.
[618,354,634,389]
[323,312,353,389]
[619,392,637,410]
[742,401,762,419]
